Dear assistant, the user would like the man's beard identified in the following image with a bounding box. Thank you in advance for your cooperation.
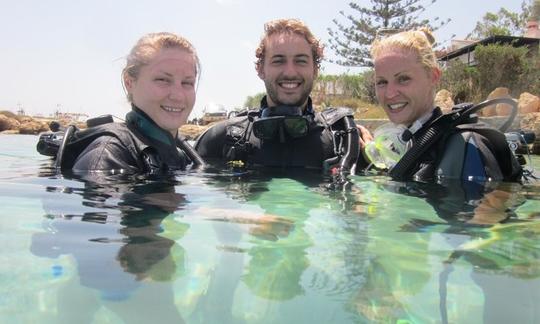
[264,79,313,107]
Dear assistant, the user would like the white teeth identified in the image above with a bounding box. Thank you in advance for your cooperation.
[162,106,184,112]
[279,82,300,89]
[388,103,407,110]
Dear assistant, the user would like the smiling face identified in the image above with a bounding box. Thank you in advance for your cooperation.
[256,33,317,108]
[124,48,196,136]
[374,48,441,126]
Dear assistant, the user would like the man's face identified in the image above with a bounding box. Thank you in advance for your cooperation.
[257,33,317,108]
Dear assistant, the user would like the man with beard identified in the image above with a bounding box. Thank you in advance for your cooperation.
[195,19,365,174]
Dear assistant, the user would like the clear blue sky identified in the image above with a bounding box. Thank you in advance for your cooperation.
[0,0,525,119]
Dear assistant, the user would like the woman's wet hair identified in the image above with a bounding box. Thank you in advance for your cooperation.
[371,27,439,71]
[255,18,324,71]
[122,32,201,102]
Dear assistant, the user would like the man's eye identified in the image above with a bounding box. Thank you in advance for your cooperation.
[155,78,170,83]
[271,59,284,65]
[376,80,387,86]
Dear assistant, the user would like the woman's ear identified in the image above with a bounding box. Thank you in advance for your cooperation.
[123,74,134,91]
[431,67,442,84]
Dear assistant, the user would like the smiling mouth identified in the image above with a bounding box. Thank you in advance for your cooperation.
[278,80,302,90]
[387,103,407,111]
[161,105,185,113]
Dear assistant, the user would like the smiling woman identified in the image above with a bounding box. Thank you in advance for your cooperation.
[67,32,205,174]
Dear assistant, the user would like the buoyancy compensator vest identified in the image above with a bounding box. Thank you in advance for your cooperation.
[197,104,360,175]
[36,109,205,172]
[388,98,523,182]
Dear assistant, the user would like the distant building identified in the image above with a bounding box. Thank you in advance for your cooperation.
[438,35,540,67]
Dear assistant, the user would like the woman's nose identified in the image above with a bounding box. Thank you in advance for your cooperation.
[385,83,400,99]
[169,83,186,101]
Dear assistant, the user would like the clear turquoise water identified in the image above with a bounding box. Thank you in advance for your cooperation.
[1,134,540,324]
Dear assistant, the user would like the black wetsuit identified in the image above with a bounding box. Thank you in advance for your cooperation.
[194,97,365,172]
[70,107,190,173]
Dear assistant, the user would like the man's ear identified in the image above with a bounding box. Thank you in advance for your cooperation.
[256,65,265,80]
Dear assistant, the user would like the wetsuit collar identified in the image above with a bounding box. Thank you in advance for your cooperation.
[260,96,315,117]
[125,105,177,147]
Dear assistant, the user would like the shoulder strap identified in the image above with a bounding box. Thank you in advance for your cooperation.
[318,107,354,127]
[457,124,522,181]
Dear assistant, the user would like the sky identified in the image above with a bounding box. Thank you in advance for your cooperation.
[0,0,526,119]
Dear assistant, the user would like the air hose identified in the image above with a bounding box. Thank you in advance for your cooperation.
[54,125,76,170]
[389,98,518,180]
[338,116,360,175]
[176,137,206,168]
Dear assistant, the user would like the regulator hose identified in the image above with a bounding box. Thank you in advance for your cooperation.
[54,125,76,170]
[176,137,206,168]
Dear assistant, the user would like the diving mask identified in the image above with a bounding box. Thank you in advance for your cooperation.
[364,123,409,170]
[252,105,309,141]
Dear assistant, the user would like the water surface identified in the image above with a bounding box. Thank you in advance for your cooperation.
[1,134,539,323]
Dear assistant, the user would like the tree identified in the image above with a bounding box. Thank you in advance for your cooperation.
[327,0,449,67]
[467,1,533,39]
[243,92,265,109]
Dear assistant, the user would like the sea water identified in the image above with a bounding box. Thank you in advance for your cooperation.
[1,134,539,324]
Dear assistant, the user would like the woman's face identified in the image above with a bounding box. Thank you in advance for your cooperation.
[374,48,440,126]
[126,48,196,136]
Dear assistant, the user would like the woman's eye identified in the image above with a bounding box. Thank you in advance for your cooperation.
[376,80,387,87]
[155,77,170,83]
[398,75,411,83]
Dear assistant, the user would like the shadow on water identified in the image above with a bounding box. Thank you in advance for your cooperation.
[30,171,187,323]
[343,175,540,323]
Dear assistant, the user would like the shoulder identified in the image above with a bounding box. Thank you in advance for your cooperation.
[194,116,250,157]
[72,134,140,172]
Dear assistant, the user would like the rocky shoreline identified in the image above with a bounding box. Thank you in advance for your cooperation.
[2,88,540,153]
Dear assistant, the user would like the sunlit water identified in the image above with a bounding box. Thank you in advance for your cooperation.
[1,134,540,324]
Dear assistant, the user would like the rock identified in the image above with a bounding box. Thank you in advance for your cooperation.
[518,92,540,114]
[520,112,540,154]
[484,87,514,116]
[434,89,454,113]
[0,114,21,131]
[18,121,49,134]
[179,124,211,141]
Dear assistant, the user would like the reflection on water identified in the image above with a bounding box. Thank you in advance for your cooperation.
[1,134,540,323]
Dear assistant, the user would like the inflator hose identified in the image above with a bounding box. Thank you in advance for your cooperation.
[389,97,518,180]
[54,125,76,170]
[339,117,360,175]
[177,137,206,168]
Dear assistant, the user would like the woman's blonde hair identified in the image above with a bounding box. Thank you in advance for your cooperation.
[371,27,439,71]
[122,32,200,102]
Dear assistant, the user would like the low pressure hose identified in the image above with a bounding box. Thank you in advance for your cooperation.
[176,137,206,168]
[339,116,360,175]
[54,125,76,170]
